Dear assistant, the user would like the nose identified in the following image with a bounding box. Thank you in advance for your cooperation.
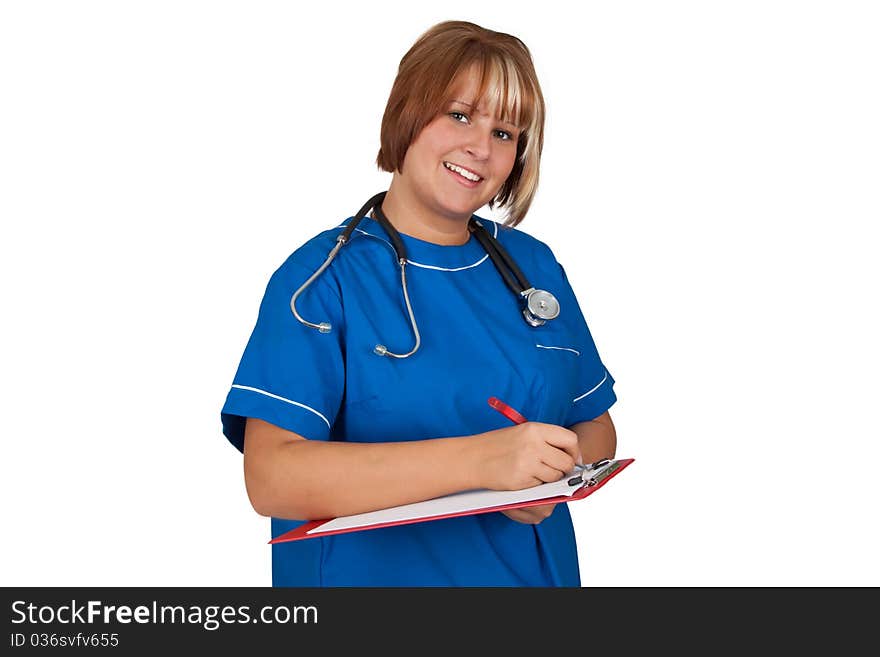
[464,127,492,160]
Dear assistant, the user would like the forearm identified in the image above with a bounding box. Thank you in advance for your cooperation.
[246,429,484,521]
[569,411,617,465]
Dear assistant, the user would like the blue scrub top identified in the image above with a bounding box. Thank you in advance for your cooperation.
[221,213,616,587]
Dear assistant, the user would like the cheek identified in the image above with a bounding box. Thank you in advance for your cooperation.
[402,142,439,179]
[495,151,517,179]
[411,132,446,165]
[422,119,462,149]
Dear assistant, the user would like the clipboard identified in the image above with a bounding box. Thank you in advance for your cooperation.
[269,457,634,544]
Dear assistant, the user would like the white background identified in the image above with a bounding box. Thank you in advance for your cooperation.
[2,1,878,587]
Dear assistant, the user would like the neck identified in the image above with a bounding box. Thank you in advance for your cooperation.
[376,177,471,246]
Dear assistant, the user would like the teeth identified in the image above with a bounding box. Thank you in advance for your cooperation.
[444,162,481,182]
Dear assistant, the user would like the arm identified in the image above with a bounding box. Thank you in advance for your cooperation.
[572,411,617,465]
[499,411,617,525]
[244,417,582,521]
[244,418,480,520]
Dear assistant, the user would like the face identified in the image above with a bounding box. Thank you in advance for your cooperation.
[397,66,521,222]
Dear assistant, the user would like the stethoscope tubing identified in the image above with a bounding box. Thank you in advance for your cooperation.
[290,191,559,358]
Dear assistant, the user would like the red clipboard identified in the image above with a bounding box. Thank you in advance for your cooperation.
[269,457,634,544]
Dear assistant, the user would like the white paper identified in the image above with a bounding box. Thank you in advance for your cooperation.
[308,466,592,535]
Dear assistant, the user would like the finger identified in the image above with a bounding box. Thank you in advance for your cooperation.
[501,508,539,524]
[501,510,527,524]
[539,427,582,464]
[528,503,557,519]
[541,446,578,476]
[502,504,557,524]
[533,462,567,483]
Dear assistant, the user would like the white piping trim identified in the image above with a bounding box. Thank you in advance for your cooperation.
[231,384,331,429]
[408,255,489,272]
[572,371,609,403]
[536,344,581,356]
[334,219,498,271]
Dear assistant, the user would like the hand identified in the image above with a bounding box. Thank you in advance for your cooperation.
[501,503,557,525]
[475,422,582,491]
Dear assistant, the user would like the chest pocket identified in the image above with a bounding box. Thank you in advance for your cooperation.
[531,342,582,424]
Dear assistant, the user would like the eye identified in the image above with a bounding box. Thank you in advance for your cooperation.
[448,110,516,142]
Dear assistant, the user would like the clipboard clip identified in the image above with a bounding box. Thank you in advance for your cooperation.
[566,458,618,487]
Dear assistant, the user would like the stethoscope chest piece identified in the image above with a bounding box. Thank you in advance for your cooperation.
[523,288,560,327]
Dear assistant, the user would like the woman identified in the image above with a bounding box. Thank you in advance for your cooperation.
[221,20,617,586]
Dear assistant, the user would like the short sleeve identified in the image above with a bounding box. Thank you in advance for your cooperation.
[221,259,345,452]
[555,263,617,426]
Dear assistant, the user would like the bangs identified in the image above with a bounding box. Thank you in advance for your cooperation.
[470,56,536,133]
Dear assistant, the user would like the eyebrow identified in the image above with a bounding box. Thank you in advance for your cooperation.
[450,99,519,129]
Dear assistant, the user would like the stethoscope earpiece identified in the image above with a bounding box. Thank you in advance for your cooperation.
[291,192,559,358]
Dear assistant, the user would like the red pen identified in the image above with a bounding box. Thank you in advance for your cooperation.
[487,396,528,425]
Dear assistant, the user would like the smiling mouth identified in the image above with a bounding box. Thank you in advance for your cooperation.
[443,161,483,182]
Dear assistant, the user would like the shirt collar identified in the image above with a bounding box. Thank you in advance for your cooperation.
[339,214,498,272]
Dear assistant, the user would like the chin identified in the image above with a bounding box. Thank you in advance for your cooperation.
[443,202,484,218]
[445,191,491,212]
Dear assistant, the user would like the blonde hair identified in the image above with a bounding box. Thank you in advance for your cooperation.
[376,20,545,227]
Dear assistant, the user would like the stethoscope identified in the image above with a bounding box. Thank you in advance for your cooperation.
[290,191,560,359]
